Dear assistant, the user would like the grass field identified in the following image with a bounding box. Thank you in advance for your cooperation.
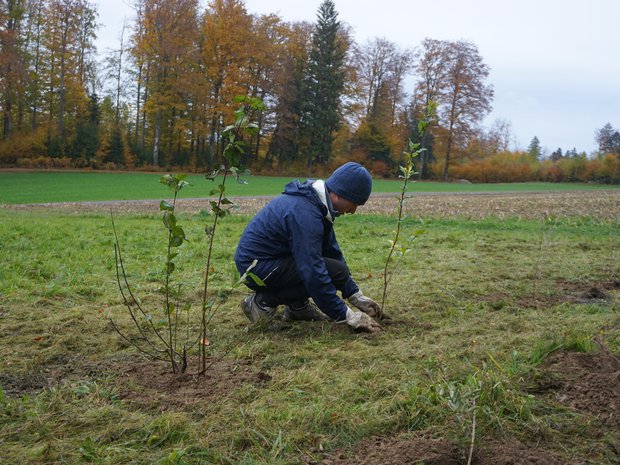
[1,170,619,204]
[1,195,619,464]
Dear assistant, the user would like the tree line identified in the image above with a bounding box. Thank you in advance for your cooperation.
[1,0,618,182]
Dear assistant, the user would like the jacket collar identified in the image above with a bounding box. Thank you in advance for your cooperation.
[311,180,337,223]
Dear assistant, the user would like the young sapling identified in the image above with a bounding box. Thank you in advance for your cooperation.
[380,102,436,316]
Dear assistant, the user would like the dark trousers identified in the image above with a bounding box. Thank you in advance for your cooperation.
[245,257,352,307]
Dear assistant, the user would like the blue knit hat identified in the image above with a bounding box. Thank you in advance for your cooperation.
[325,162,372,205]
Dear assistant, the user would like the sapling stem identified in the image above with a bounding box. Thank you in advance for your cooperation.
[164,191,179,372]
[201,168,229,374]
[380,102,435,315]
[466,398,477,465]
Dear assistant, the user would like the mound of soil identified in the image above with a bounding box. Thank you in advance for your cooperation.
[320,436,563,465]
[494,279,619,310]
[115,357,270,411]
[538,350,620,427]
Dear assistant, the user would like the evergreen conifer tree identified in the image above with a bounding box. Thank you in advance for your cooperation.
[527,136,542,160]
[301,0,346,166]
[106,125,125,165]
[73,94,101,161]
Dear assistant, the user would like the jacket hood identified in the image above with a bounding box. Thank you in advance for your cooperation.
[283,179,316,198]
[283,180,336,222]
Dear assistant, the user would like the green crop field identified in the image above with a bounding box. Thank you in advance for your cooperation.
[0,192,618,464]
[1,170,619,204]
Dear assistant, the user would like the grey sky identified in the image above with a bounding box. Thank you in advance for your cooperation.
[96,0,620,154]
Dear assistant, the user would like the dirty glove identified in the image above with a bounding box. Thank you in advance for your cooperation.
[343,307,381,333]
[348,291,382,319]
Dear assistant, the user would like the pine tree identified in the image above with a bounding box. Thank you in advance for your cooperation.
[105,125,125,165]
[72,93,100,161]
[528,136,542,160]
[301,0,346,166]
[595,123,620,154]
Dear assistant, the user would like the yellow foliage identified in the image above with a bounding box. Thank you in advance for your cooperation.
[0,127,48,163]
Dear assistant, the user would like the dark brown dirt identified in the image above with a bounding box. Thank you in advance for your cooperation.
[0,355,270,413]
[115,357,270,411]
[0,354,94,396]
[537,350,620,428]
[479,279,619,310]
[319,435,564,465]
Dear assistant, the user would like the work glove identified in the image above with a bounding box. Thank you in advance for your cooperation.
[348,291,383,319]
[343,306,381,333]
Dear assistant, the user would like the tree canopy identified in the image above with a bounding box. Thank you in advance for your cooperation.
[0,0,617,183]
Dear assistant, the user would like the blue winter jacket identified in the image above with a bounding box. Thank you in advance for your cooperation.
[234,180,359,321]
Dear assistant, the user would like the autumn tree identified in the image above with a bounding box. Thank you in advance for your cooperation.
[41,0,98,155]
[464,118,513,159]
[301,0,347,166]
[355,38,411,124]
[132,0,199,166]
[438,40,493,180]
[196,0,256,168]
[351,37,412,169]
[267,21,312,171]
[0,0,26,138]
[0,0,98,160]
[25,0,46,133]
[411,39,448,178]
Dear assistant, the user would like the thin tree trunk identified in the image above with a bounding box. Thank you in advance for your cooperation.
[153,108,161,166]
[115,22,126,126]
[58,9,70,155]
[2,0,16,138]
[209,113,217,169]
[140,67,149,159]
[134,61,142,146]
[443,134,452,181]
[31,5,42,131]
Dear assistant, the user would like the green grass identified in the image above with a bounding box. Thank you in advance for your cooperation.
[1,170,618,204]
[1,208,618,464]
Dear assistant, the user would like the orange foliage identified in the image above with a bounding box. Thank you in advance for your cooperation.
[0,127,48,163]
[449,151,535,182]
[444,151,619,184]
[369,160,391,178]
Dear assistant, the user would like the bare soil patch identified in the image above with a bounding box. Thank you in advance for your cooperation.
[480,279,619,310]
[535,350,620,428]
[0,355,270,412]
[4,190,620,219]
[319,435,564,465]
[115,358,270,412]
[0,354,94,396]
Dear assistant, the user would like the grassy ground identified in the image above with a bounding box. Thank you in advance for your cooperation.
[1,170,619,204]
[1,200,618,464]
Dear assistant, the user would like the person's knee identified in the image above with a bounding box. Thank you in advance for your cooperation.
[324,258,351,286]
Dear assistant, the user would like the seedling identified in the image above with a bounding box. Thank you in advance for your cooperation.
[198,95,266,373]
[111,96,265,374]
[110,174,192,373]
[380,102,436,315]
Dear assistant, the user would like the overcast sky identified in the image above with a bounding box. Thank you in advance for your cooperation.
[96,0,620,154]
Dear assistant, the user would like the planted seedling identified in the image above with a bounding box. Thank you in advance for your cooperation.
[198,95,266,373]
[380,102,436,316]
[111,96,265,374]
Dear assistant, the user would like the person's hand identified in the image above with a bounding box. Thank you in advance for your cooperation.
[348,291,383,319]
[344,307,381,333]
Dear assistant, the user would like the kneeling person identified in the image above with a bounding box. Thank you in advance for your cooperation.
[234,162,381,333]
